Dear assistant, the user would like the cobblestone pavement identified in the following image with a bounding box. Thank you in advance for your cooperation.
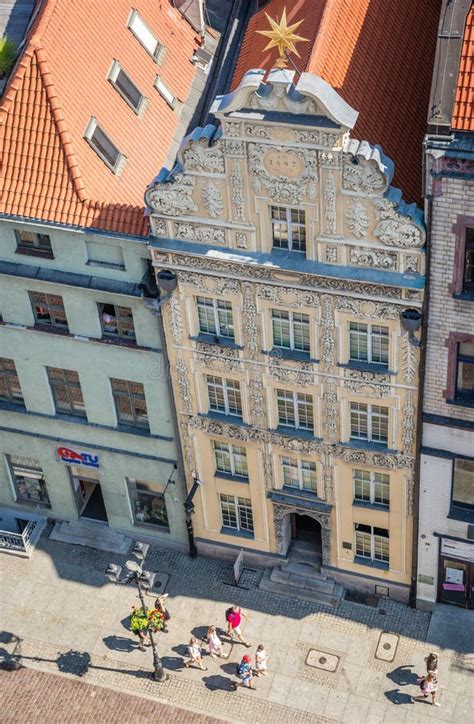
[0,529,472,723]
[0,667,222,723]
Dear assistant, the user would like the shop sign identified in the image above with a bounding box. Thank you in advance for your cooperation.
[57,446,99,469]
[441,538,474,562]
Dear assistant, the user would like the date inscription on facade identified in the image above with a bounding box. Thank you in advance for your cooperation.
[263,150,304,178]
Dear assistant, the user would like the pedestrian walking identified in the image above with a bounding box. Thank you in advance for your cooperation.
[225,605,251,647]
[184,636,207,670]
[235,654,256,690]
[207,625,226,658]
[425,652,438,675]
[254,644,269,676]
[414,672,440,706]
[154,593,170,632]
[137,629,151,652]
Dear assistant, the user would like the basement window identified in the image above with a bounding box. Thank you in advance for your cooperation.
[84,118,125,174]
[154,76,176,109]
[108,61,145,114]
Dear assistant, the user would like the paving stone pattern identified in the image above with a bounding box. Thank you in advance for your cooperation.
[0,529,472,723]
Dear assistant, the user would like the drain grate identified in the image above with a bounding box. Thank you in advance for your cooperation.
[306,649,339,672]
[344,590,379,607]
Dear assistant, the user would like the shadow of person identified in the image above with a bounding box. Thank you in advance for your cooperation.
[102,635,136,653]
[56,650,91,677]
[120,615,132,632]
[161,655,184,671]
[171,644,188,657]
[384,689,413,705]
[220,661,238,675]
[387,665,419,686]
[202,673,236,691]
[191,625,209,641]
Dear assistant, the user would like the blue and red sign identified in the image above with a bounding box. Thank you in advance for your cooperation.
[57,446,99,469]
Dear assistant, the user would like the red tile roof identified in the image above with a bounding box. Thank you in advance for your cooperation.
[0,0,201,236]
[232,0,441,204]
[452,3,474,131]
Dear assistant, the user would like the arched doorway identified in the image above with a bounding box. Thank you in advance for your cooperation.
[291,513,322,554]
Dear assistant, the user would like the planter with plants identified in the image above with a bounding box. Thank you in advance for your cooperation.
[130,605,166,634]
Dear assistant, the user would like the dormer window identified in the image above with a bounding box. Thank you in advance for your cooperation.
[84,118,124,174]
[154,76,176,109]
[108,61,145,115]
[271,206,306,253]
[128,9,164,61]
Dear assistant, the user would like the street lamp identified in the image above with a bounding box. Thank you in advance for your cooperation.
[183,472,202,558]
[105,542,167,682]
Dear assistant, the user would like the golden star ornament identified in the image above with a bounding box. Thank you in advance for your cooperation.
[257,8,308,69]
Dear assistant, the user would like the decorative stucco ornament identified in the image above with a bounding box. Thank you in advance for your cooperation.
[347,200,369,238]
[146,174,197,216]
[402,333,417,383]
[402,391,415,453]
[320,295,336,370]
[373,199,424,248]
[230,161,245,221]
[182,142,225,174]
[324,382,338,442]
[342,159,386,194]
[248,143,318,203]
[176,355,192,413]
[335,297,399,320]
[242,284,258,358]
[175,223,225,244]
[349,248,397,270]
[202,182,224,218]
[324,173,336,235]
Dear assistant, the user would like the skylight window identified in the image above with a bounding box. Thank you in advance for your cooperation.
[128,9,163,60]
[84,118,124,174]
[108,61,145,114]
[154,76,176,109]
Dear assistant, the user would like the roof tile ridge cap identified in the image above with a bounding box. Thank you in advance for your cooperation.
[307,0,347,75]
[0,41,37,121]
[33,44,88,203]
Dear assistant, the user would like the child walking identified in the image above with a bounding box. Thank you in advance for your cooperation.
[415,672,440,706]
[207,625,226,658]
[255,644,269,676]
[184,636,207,670]
[235,654,256,690]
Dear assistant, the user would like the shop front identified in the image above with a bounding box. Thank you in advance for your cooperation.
[57,446,108,523]
[438,537,474,608]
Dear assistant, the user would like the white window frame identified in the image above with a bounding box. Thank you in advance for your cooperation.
[213,441,248,478]
[154,76,176,109]
[107,60,145,115]
[281,456,317,492]
[350,403,388,443]
[349,322,389,365]
[276,389,313,431]
[197,297,234,339]
[84,117,125,174]
[355,524,389,563]
[271,309,310,352]
[271,206,306,252]
[206,375,242,417]
[220,493,254,533]
[128,9,162,60]
[353,469,390,506]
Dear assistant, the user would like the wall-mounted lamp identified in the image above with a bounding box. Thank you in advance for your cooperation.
[400,308,423,348]
[140,268,178,313]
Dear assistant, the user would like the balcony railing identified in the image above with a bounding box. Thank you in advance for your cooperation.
[0,507,46,555]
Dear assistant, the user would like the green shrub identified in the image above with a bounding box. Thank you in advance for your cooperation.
[0,38,17,77]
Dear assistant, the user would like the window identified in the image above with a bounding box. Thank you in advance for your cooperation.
[206,376,242,417]
[8,455,50,507]
[127,479,169,528]
[350,403,388,443]
[277,389,313,431]
[154,76,176,109]
[111,378,148,428]
[353,469,390,506]
[99,303,135,340]
[84,118,123,173]
[452,459,474,509]
[463,227,474,293]
[282,456,317,492]
[271,206,306,252]
[0,358,24,405]
[349,323,389,365]
[355,524,389,564]
[197,297,234,340]
[220,494,254,533]
[128,9,163,59]
[272,310,310,352]
[47,367,86,417]
[455,342,474,402]
[108,61,145,114]
[30,292,68,331]
[213,441,248,478]
[15,230,53,258]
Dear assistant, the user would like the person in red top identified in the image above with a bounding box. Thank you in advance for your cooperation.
[226,605,251,647]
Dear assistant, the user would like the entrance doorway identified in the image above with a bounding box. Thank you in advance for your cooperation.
[70,468,108,523]
[291,514,322,557]
[438,555,474,609]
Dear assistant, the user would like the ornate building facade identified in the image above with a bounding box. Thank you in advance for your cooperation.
[146,69,426,601]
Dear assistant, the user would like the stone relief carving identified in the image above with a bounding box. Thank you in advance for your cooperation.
[335,297,400,320]
[147,174,197,216]
[202,182,224,218]
[331,446,414,471]
[182,142,225,174]
[324,173,336,234]
[177,270,241,297]
[257,284,320,309]
[236,233,248,249]
[273,504,332,565]
[320,151,341,168]
[320,295,336,370]
[321,449,334,503]
[261,450,275,492]
[342,158,386,194]
[269,358,314,387]
[405,472,414,517]
[402,333,417,383]
[402,391,415,454]
[168,292,183,344]
[325,246,338,263]
[224,122,241,137]
[195,352,242,373]
[245,125,270,139]
[248,143,318,203]
[175,223,225,245]
[349,248,397,270]
[230,161,245,221]
[154,219,167,236]
[404,255,419,273]
[347,200,369,238]
[176,355,192,413]
[242,283,258,358]
[225,140,245,157]
[324,382,338,442]
[249,374,266,429]
[373,200,424,248]
[179,421,195,470]
[344,369,391,398]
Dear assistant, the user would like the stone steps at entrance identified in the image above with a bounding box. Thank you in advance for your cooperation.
[270,567,336,595]
[259,568,343,608]
[280,560,328,580]
[50,521,132,553]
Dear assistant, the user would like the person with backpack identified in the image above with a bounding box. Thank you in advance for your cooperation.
[414,672,440,706]
[225,605,251,647]
[235,654,256,690]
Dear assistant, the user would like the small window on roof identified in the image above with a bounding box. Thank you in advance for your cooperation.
[108,60,145,114]
[84,118,125,174]
[154,76,176,109]
[128,9,163,61]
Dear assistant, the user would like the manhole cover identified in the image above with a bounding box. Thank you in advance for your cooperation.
[306,649,339,672]
[375,633,399,661]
